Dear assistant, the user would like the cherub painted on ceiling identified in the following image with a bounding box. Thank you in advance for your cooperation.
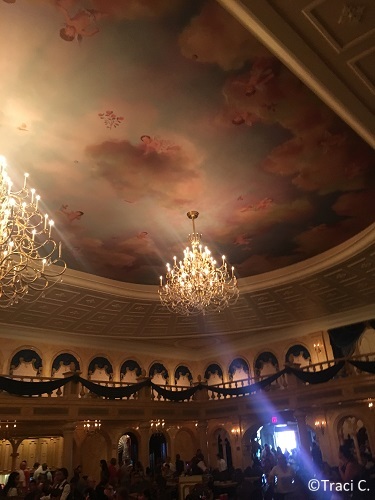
[60,205,84,222]
[56,0,103,42]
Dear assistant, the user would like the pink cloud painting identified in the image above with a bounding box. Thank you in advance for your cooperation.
[0,0,374,283]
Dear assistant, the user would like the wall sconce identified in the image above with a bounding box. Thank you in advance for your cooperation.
[314,420,326,434]
[368,401,373,410]
[314,343,322,354]
[231,426,241,439]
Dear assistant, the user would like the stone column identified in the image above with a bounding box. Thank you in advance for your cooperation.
[9,438,23,471]
[62,425,76,476]
[63,371,81,398]
[295,411,313,472]
[136,371,152,401]
[193,376,208,401]
[138,422,151,468]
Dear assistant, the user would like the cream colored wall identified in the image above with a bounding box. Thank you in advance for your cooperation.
[0,437,63,473]
[0,441,12,472]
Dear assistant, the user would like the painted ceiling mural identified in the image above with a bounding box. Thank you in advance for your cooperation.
[1,0,374,285]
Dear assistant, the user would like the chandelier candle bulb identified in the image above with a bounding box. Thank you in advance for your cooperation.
[23,173,29,189]
[35,194,40,210]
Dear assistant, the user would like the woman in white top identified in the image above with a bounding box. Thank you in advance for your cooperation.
[268,455,296,499]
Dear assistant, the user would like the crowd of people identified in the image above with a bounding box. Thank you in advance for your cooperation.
[0,443,374,500]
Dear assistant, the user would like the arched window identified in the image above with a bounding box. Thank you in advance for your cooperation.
[120,360,142,382]
[10,349,42,377]
[174,365,193,386]
[285,345,311,367]
[149,363,168,385]
[204,363,223,385]
[51,353,80,377]
[88,357,113,381]
[228,358,250,381]
[254,352,279,377]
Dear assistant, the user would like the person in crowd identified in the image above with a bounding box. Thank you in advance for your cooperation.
[268,454,296,500]
[99,460,110,485]
[251,437,261,460]
[31,463,40,480]
[83,477,97,500]
[119,458,133,487]
[134,461,144,475]
[261,444,276,474]
[34,463,53,482]
[216,453,227,472]
[175,454,184,476]
[108,459,119,486]
[2,472,20,497]
[103,484,115,500]
[71,465,86,500]
[17,460,29,493]
[41,468,70,500]
[311,440,324,472]
[163,456,175,473]
[24,480,39,500]
[338,445,364,483]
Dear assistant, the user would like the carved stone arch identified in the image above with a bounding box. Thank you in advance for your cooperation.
[254,351,279,377]
[9,346,43,376]
[149,428,170,468]
[148,361,169,384]
[87,355,113,380]
[116,428,141,464]
[81,427,112,479]
[228,356,250,381]
[120,359,142,381]
[51,350,81,376]
[284,343,311,366]
[203,362,224,385]
[333,411,374,462]
[209,426,232,468]
[173,364,193,385]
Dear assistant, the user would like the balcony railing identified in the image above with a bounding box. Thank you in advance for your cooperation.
[1,352,374,402]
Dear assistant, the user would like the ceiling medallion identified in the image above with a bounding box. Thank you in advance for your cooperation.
[0,156,66,307]
[159,211,239,316]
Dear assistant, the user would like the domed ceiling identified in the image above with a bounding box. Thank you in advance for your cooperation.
[1,0,374,286]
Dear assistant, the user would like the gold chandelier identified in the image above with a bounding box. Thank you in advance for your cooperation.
[83,419,101,434]
[0,156,66,307]
[159,211,239,315]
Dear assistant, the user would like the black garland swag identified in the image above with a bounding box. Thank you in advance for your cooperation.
[0,359,373,400]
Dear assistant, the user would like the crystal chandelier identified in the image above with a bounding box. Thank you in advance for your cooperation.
[159,211,239,315]
[0,155,66,307]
